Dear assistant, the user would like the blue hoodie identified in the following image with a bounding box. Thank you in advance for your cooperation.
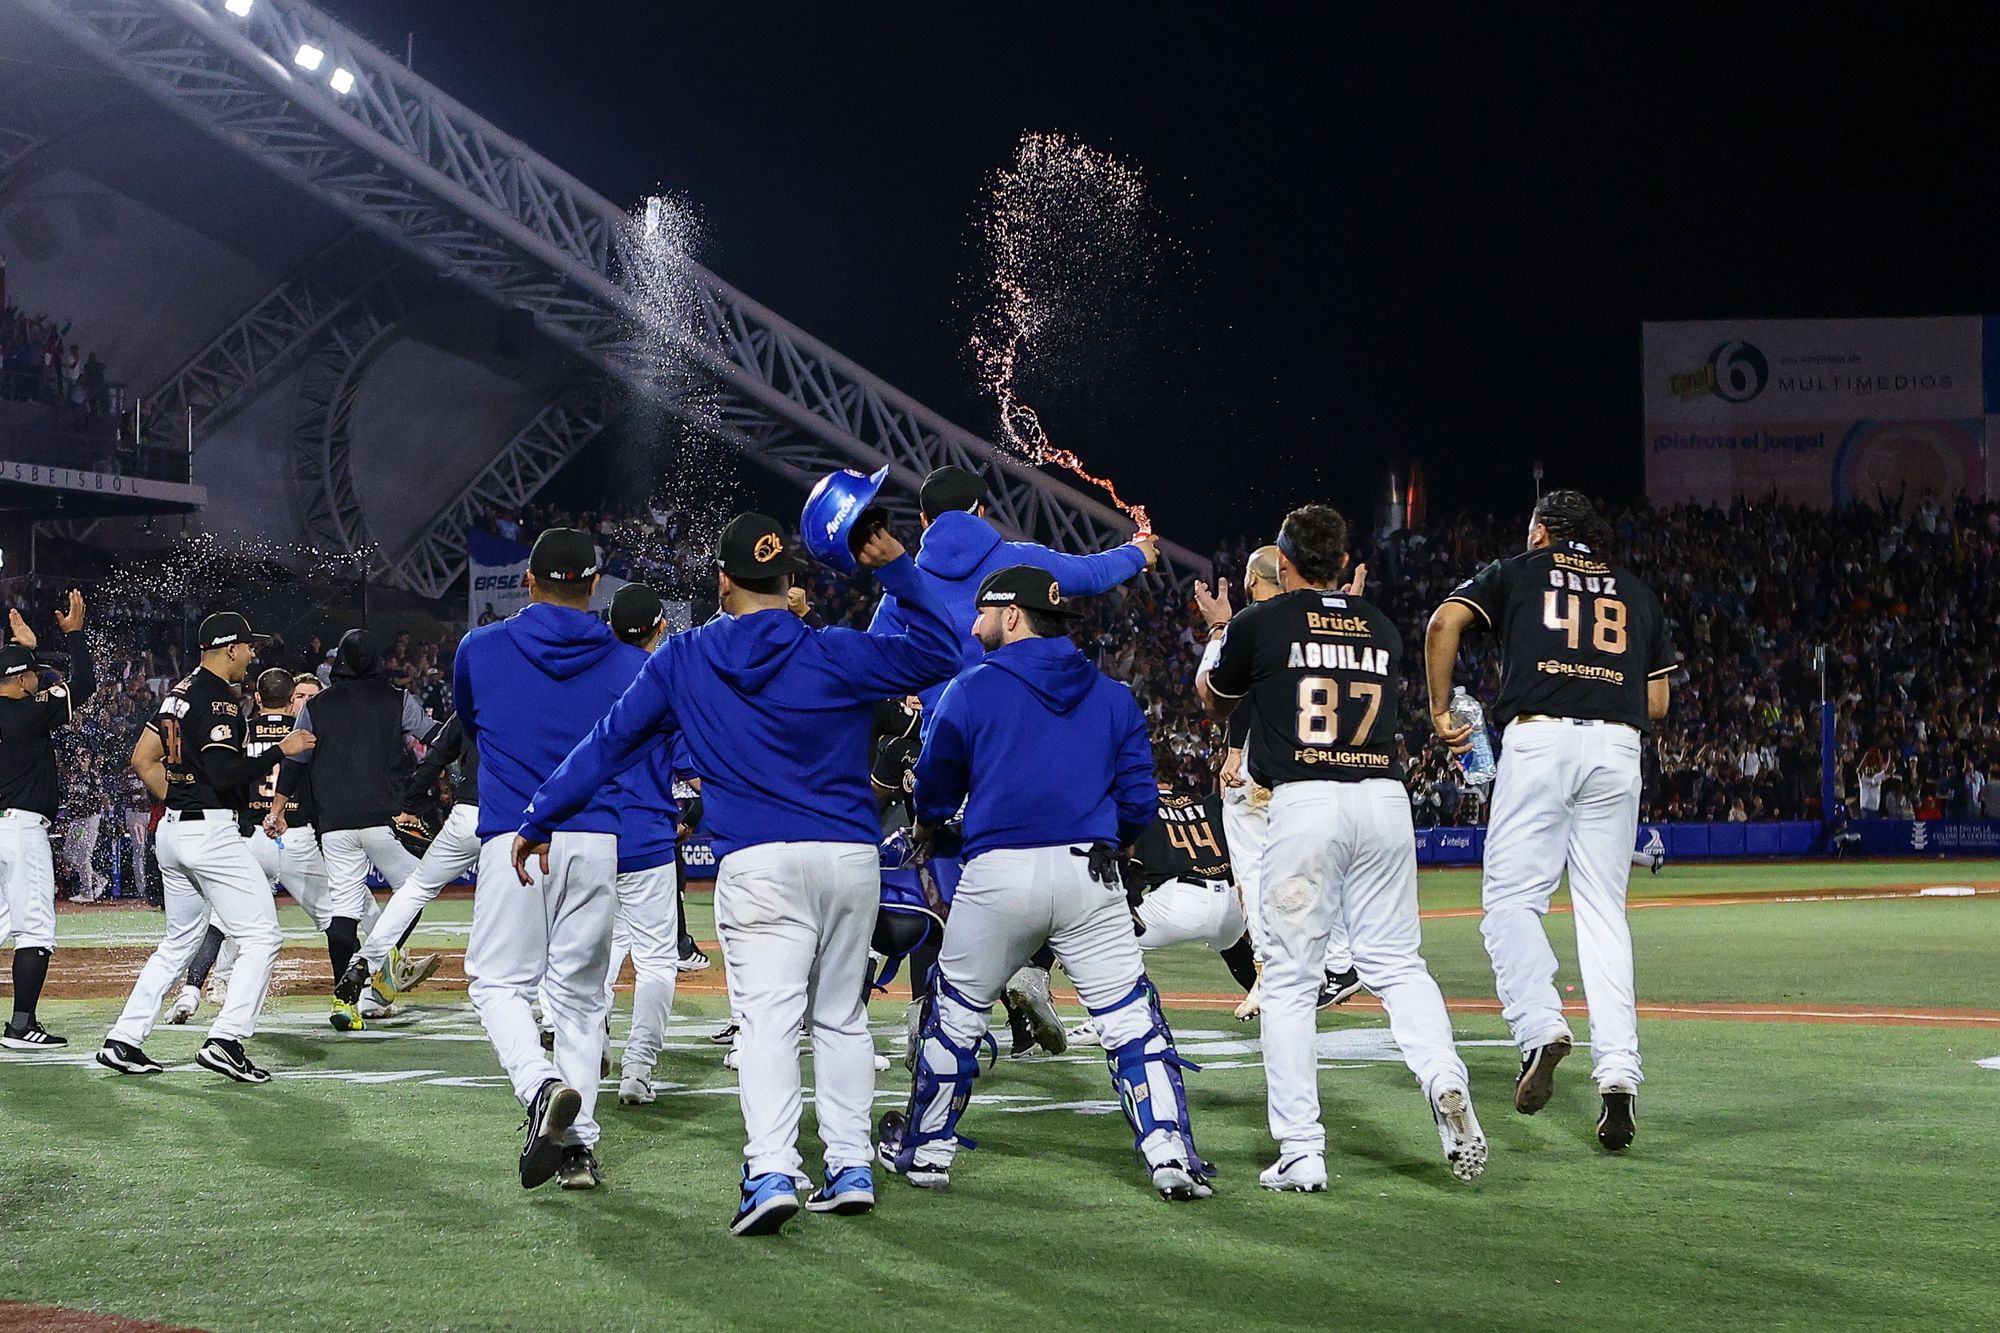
[913,635,1155,860]
[453,603,638,840]
[605,640,683,874]
[522,555,960,859]
[868,510,1149,704]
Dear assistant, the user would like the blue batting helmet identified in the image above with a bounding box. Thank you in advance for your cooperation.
[801,464,890,573]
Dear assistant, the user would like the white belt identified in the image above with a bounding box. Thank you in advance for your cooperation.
[0,809,50,826]
[1511,714,1640,735]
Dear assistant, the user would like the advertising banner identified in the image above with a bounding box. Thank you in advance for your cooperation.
[468,528,531,627]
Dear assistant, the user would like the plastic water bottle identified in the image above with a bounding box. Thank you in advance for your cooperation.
[1451,687,1496,787]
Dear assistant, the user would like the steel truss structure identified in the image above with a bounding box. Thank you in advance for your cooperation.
[22,0,1209,594]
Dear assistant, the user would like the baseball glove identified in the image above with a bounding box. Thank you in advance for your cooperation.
[391,810,438,858]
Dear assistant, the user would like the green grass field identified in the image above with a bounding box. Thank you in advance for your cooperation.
[4,861,1997,1332]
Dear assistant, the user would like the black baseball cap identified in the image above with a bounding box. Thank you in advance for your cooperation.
[716,513,812,579]
[919,465,986,520]
[609,583,665,642]
[198,612,271,650]
[0,644,41,678]
[975,565,1082,620]
[529,528,600,583]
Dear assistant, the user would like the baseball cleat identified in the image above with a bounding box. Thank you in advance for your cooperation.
[1065,1018,1103,1047]
[195,1038,271,1084]
[1233,974,1263,1022]
[876,1110,951,1190]
[872,1051,891,1072]
[203,976,228,1011]
[1649,852,1665,875]
[1432,1086,1488,1182]
[359,984,396,1020]
[709,1021,740,1046]
[806,1165,876,1215]
[1151,1161,1214,1202]
[1514,1035,1573,1115]
[1597,1085,1638,1152]
[618,1072,656,1105]
[96,1039,163,1075]
[1003,965,1066,1055]
[556,1145,603,1190]
[1004,1001,1037,1060]
[332,955,372,1008]
[165,985,201,1025]
[1317,966,1364,1009]
[1259,1152,1328,1192]
[328,999,364,1032]
[675,943,712,973]
[391,948,442,995]
[722,1044,741,1072]
[519,1079,582,1189]
[1,1020,67,1049]
[730,1169,801,1236]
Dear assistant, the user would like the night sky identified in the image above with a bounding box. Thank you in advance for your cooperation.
[328,2,1995,547]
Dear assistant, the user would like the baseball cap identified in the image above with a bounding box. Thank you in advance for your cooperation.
[715,513,812,579]
[198,612,271,650]
[919,465,986,521]
[0,643,42,678]
[529,528,600,583]
[609,583,665,642]
[975,565,1081,620]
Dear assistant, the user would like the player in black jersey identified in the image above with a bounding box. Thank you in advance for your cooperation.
[1425,489,1677,1153]
[100,613,313,1083]
[1198,504,1485,1190]
[0,589,93,1049]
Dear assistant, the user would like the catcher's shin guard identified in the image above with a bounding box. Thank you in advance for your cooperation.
[1094,978,1210,1176]
[890,977,994,1171]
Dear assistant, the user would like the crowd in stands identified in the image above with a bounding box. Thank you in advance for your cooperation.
[1,267,112,419]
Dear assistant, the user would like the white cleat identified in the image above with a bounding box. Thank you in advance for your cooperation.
[359,985,396,1021]
[723,1044,741,1072]
[203,976,229,1011]
[165,985,200,1025]
[872,1052,891,1072]
[617,1073,656,1105]
[1151,1161,1214,1202]
[1432,1086,1488,1182]
[1233,976,1262,1023]
[1065,1018,1102,1048]
[1259,1151,1328,1192]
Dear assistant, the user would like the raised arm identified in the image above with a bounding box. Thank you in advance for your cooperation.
[825,537,963,700]
[1003,535,1151,597]
[518,652,681,854]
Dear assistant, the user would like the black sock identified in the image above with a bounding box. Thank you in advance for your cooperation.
[1221,933,1259,992]
[184,924,226,990]
[1028,942,1057,972]
[327,917,360,980]
[397,910,423,949]
[11,946,51,1027]
[907,933,941,1001]
[675,858,695,954]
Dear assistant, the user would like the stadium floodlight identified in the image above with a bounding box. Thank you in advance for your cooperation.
[224,0,254,15]
[294,42,325,71]
[329,67,356,95]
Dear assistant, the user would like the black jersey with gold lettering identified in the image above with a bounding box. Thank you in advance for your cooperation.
[1206,588,1403,787]
[1131,785,1231,887]
[1444,539,1677,732]
[150,667,251,814]
[238,710,293,835]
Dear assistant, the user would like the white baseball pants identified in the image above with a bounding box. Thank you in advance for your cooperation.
[466,831,616,1148]
[276,825,370,934]
[0,812,58,949]
[361,805,479,971]
[1135,877,1247,952]
[1261,780,1469,1156]
[109,811,281,1045]
[713,841,878,1179]
[605,861,681,1078]
[1224,784,1354,974]
[318,825,418,923]
[61,812,102,900]
[1481,719,1644,1088]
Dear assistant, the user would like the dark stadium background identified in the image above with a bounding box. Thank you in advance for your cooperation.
[324,2,1997,545]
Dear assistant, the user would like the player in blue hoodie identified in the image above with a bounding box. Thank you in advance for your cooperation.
[517,511,961,1236]
[867,465,1157,703]
[452,529,635,1193]
[877,566,1213,1202]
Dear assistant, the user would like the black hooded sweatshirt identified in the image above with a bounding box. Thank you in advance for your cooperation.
[278,630,437,832]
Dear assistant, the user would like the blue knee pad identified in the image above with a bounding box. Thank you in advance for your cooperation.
[1091,978,1209,1175]
[891,976,995,1169]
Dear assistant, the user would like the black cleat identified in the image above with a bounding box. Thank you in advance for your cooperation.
[519,1078,582,1189]
[333,955,372,1007]
[95,1039,162,1075]
[2,1020,67,1049]
[557,1144,603,1190]
[1004,1001,1037,1060]
[710,1022,740,1046]
[1513,1035,1572,1115]
[195,1038,271,1084]
[1317,967,1364,1009]
[1598,1087,1637,1152]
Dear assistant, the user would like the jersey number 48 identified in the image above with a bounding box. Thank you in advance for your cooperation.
[1542,590,1627,654]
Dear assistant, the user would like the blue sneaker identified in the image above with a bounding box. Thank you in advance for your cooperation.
[806,1165,875,1216]
[729,1168,800,1237]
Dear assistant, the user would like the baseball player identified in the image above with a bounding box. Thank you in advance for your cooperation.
[1221,544,1360,1021]
[519,512,959,1235]
[453,529,637,1192]
[59,754,108,903]
[879,566,1211,1201]
[1197,505,1486,1188]
[1425,488,1676,1153]
[1632,825,1666,875]
[100,613,312,1082]
[0,590,94,1048]
[270,629,438,1031]
[329,708,475,1018]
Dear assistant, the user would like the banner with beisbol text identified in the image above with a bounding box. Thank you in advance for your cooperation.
[1640,316,1998,507]
[467,528,533,627]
